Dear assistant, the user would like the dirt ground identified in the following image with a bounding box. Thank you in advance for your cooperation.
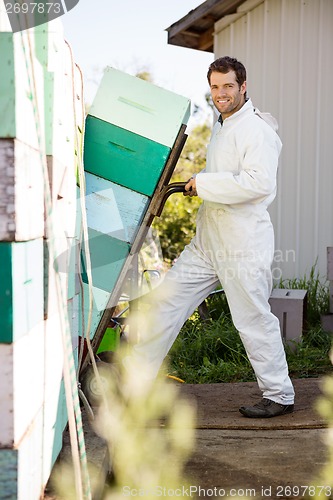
[45,378,331,499]
[180,378,326,430]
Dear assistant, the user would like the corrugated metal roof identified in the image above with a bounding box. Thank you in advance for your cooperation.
[166,0,245,52]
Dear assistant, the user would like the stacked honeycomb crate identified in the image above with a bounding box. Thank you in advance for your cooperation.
[0,25,46,499]
[82,67,191,341]
[0,19,83,497]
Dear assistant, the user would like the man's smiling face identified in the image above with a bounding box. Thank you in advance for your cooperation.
[210,70,247,120]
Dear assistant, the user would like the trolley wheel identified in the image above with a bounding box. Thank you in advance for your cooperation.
[80,359,116,407]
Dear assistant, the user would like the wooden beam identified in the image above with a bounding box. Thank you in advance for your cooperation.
[167,0,220,37]
[182,30,200,38]
[168,28,215,52]
[167,32,201,50]
[198,26,214,51]
[166,0,244,38]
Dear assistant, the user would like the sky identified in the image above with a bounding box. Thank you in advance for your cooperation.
[61,0,214,126]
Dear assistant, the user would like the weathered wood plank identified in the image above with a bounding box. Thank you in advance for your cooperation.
[0,320,44,448]
[0,139,44,241]
[327,247,333,281]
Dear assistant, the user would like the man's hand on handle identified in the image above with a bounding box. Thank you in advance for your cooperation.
[184,177,197,197]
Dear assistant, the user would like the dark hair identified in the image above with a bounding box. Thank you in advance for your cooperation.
[207,56,246,87]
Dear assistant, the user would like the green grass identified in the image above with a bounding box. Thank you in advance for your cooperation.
[285,326,332,378]
[167,312,256,383]
[167,267,333,384]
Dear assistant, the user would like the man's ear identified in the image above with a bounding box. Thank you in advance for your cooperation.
[240,81,247,95]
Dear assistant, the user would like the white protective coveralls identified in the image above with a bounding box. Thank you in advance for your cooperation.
[127,98,295,405]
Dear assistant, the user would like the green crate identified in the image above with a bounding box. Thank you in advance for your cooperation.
[0,240,44,343]
[84,115,170,196]
[97,326,121,354]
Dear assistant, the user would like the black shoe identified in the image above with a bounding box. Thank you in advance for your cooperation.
[239,398,294,418]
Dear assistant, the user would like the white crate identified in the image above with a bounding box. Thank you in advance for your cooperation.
[269,289,307,345]
[0,406,44,499]
[0,320,44,448]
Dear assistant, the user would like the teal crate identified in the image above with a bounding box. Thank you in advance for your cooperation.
[89,66,191,148]
[79,283,111,340]
[81,229,130,293]
[84,115,170,196]
[0,450,17,499]
[0,240,44,343]
[85,172,149,244]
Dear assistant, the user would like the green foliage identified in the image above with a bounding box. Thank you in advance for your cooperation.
[167,303,255,384]
[136,70,153,82]
[153,122,211,264]
[285,325,332,378]
[52,346,196,499]
[168,291,253,383]
[153,192,200,265]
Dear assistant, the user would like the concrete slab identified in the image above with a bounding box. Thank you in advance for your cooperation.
[179,378,326,430]
[185,428,328,499]
[179,378,330,499]
[44,378,331,499]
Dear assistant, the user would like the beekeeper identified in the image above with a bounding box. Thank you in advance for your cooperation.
[126,56,295,418]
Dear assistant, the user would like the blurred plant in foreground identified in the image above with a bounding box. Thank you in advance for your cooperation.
[313,354,333,499]
[97,346,196,499]
[50,339,196,499]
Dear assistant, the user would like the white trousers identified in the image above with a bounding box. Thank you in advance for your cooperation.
[127,204,295,405]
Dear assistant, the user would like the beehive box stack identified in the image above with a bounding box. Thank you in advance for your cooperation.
[82,67,191,340]
[0,18,84,497]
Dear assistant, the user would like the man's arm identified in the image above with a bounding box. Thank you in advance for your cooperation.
[195,126,281,205]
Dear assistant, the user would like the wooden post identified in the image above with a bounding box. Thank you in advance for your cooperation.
[327,247,333,314]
